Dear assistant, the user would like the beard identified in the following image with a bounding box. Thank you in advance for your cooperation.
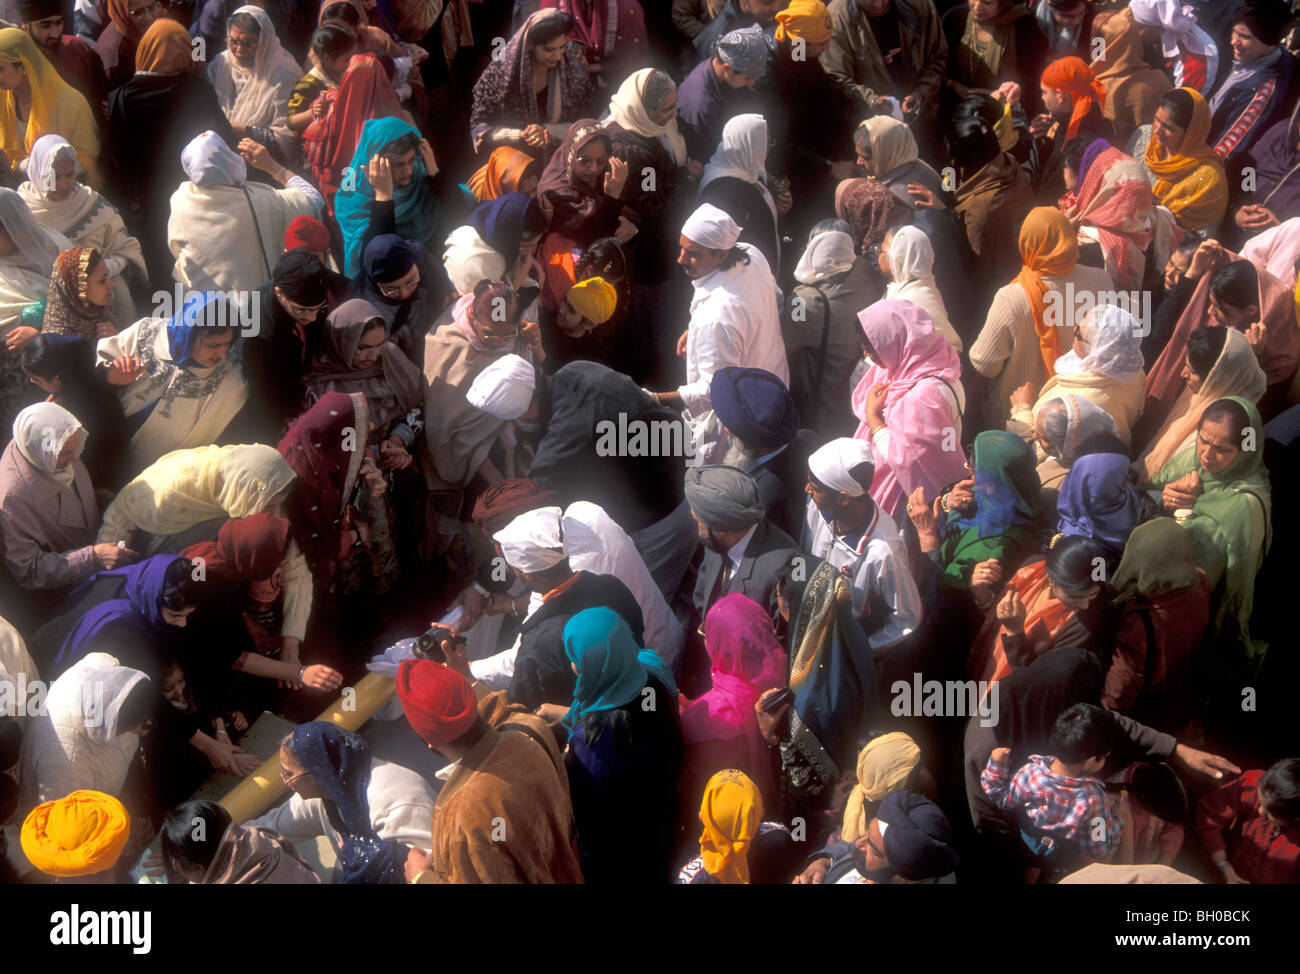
[721,436,758,471]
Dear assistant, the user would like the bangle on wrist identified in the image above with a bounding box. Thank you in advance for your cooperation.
[471,580,490,598]
[298,665,307,682]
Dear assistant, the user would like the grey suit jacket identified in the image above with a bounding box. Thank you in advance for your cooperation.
[692,519,802,621]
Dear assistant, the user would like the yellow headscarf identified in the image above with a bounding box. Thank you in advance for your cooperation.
[1015,206,1080,377]
[1143,87,1227,230]
[698,769,763,884]
[0,29,99,183]
[841,732,921,842]
[566,276,618,324]
[21,790,130,877]
[775,0,833,43]
[994,102,1017,152]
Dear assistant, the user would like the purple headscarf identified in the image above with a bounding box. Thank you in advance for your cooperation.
[55,555,186,671]
[1057,452,1142,556]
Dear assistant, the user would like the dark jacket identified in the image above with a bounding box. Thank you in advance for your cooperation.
[677,55,762,162]
[692,518,802,620]
[941,4,1049,117]
[697,176,779,271]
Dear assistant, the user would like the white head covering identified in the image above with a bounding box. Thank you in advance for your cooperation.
[1129,0,1214,60]
[443,224,507,295]
[12,402,83,487]
[494,506,567,573]
[467,354,536,419]
[207,5,303,130]
[24,135,80,199]
[795,229,856,285]
[682,203,742,251]
[701,114,778,228]
[181,131,248,187]
[1053,303,1146,382]
[608,68,688,166]
[808,438,874,496]
[885,225,935,285]
[0,187,64,274]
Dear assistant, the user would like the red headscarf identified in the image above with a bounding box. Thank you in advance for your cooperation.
[285,215,332,254]
[180,513,291,588]
[1041,57,1107,141]
[396,658,478,747]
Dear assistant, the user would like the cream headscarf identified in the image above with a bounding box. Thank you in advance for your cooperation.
[206,6,302,131]
[608,68,688,166]
[12,401,84,488]
[841,732,921,843]
[860,115,921,181]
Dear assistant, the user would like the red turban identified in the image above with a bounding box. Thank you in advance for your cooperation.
[285,215,332,255]
[470,478,555,535]
[1040,57,1107,141]
[396,659,478,748]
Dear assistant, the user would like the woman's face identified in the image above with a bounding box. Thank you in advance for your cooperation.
[160,603,197,628]
[1049,577,1101,613]
[516,171,539,197]
[321,50,354,81]
[278,746,325,800]
[84,259,113,307]
[1197,414,1242,475]
[24,367,61,396]
[531,34,569,71]
[0,59,26,91]
[375,263,421,303]
[226,23,260,68]
[47,156,78,201]
[1062,163,1077,193]
[876,230,893,277]
[571,139,609,190]
[1152,107,1186,155]
[352,322,386,368]
[648,88,678,126]
[1180,354,1205,394]
[1164,249,1192,292]
[1208,294,1257,329]
[1071,324,1089,359]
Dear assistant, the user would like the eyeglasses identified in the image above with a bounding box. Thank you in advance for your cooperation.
[381,154,416,173]
[129,1,161,19]
[282,296,327,318]
[377,268,420,298]
[227,33,260,51]
[479,325,520,345]
[280,766,306,785]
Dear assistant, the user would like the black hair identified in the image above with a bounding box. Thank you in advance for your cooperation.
[160,557,203,614]
[1173,238,1200,261]
[20,333,97,385]
[1049,702,1115,764]
[528,11,574,48]
[115,679,156,735]
[717,245,752,271]
[1259,758,1300,822]
[579,672,679,752]
[775,553,810,615]
[953,93,1003,130]
[312,24,356,61]
[1185,325,1226,379]
[1127,762,1189,823]
[380,132,420,158]
[321,1,361,27]
[1209,260,1259,312]
[1157,88,1195,131]
[946,114,999,181]
[1061,134,1095,178]
[160,800,233,883]
[470,279,519,324]
[848,460,876,493]
[520,199,549,241]
[1044,534,1105,594]
[1199,397,1252,443]
[578,237,627,284]
[227,11,260,36]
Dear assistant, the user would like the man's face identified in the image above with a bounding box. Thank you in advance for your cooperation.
[191,327,235,367]
[1041,85,1071,119]
[1197,415,1242,476]
[851,818,892,877]
[719,63,759,89]
[741,0,783,23]
[275,287,327,325]
[805,475,838,513]
[1052,2,1086,32]
[23,15,63,53]
[1230,22,1273,64]
[856,0,891,15]
[678,235,726,278]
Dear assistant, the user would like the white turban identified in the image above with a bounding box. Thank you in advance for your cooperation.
[795,230,856,285]
[467,354,536,420]
[494,507,567,573]
[808,438,875,497]
[682,203,742,251]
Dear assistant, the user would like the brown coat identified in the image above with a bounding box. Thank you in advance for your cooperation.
[0,440,98,591]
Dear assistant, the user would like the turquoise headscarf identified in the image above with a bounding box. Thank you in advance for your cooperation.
[334,116,442,276]
[562,607,676,731]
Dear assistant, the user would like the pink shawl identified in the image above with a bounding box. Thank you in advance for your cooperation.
[1057,144,1160,290]
[852,299,968,520]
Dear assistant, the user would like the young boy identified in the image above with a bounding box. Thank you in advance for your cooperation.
[1195,758,1300,884]
[981,702,1122,879]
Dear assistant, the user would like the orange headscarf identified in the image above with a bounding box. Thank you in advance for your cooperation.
[135,17,192,74]
[1041,56,1107,141]
[1015,206,1079,376]
[467,147,538,203]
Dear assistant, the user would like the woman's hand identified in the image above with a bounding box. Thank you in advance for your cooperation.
[1245,320,1267,356]
[1187,239,1223,281]
[204,736,261,777]
[301,664,344,693]
[754,688,789,745]
[359,456,387,497]
[379,436,413,471]
[227,710,249,732]
[237,138,276,174]
[1029,113,1053,139]
[521,124,549,149]
[311,95,327,119]
[1161,470,1202,512]
[614,214,638,243]
[535,703,568,724]
[1235,205,1278,232]
[946,475,976,515]
[1010,381,1037,409]
[863,381,889,430]
[992,81,1020,104]
[970,558,1004,606]
[519,319,544,357]
[775,188,793,216]
[4,325,38,350]
[279,637,301,688]
[907,183,943,209]
[417,138,439,178]
[995,586,1026,632]
[906,485,942,548]
[367,153,395,202]
[105,354,145,385]
[404,846,434,883]
[604,156,629,199]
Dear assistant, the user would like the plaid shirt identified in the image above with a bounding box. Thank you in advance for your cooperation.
[981,753,1121,860]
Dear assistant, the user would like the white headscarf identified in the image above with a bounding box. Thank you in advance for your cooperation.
[180,131,248,187]
[0,187,64,275]
[467,354,536,419]
[12,401,84,487]
[1129,0,1215,60]
[795,230,856,285]
[808,437,874,496]
[700,113,777,222]
[443,225,507,295]
[681,203,742,251]
[23,134,80,200]
[206,5,302,130]
[1053,304,1147,382]
[608,68,688,166]
[494,506,567,573]
[885,225,935,285]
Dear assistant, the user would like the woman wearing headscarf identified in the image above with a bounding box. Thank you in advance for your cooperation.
[41,247,128,345]
[539,0,646,85]
[697,113,783,269]
[351,235,446,364]
[168,131,323,294]
[334,116,442,277]
[19,333,129,488]
[18,136,147,294]
[0,28,100,186]
[103,17,235,288]
[1149,396,1272,670]
[469,9,593,156]
[678,593,787,812]
[970,206,1116,428]
[467,191,549,291]
[853,299,967,526]
[248,722,428,884]
[834,177,911,259]
[1088,5,1173,144]
[539,117,628,248]
[160,799,321,885]
[1144,87,1228,233]
[95,290,249,474]
[206,5,303,161]
[465,146,541,204]
[1104,517,1210,738]
[1129,0,1219,95]
[675,769,802,884]
[881,224,961,351]
[94,0,160,89]
[1056,451,1148,558]
[1028,392,1121,499]
[855,116,946,206]
[561,606,681,884]
[605,66,692,171]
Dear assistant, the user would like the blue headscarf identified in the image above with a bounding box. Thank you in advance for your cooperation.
[951,431,1042,539]
[335,117,442,277]
[166,291,243,367]
[469,192,538,270]
[562,607,676,731]
[289,722,406,885]
[1057,452,1141,556]
[55,555,187,671]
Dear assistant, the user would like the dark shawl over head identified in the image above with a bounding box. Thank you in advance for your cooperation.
[470,192,542,271]
[28,333,129,487]
[539,118,622,243]
[55,554,186,671]
[993,646,1103,762]
[290,721,405,884]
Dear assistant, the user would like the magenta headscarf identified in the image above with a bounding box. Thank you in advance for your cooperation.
[679,593,787,796]
[852,299,967,522]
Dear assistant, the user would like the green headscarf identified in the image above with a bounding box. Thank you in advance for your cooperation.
[1109,517,1202,605]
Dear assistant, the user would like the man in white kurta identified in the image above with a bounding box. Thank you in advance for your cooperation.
[802,438,922,653]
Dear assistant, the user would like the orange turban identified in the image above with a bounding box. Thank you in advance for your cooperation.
[1040,57,1107,141]
[21,790,130,877]
[467,147,537,203]
[1015,207,1080,377]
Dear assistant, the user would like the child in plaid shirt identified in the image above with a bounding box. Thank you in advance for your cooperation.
[981,703,1122,880]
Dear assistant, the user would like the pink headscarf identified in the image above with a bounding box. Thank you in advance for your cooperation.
[852,299,967,521]
[679,594,787,797]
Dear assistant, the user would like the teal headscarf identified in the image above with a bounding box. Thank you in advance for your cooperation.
[562,607,676,731]
[334,116,442,276]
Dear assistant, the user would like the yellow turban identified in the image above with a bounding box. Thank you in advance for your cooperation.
[698,769,763,884]
[841,732,921,842]
[566,276,618,324]
[21,790,130,877]
[775,0,833,43]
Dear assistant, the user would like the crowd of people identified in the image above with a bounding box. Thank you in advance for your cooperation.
[0,0,1299,887]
